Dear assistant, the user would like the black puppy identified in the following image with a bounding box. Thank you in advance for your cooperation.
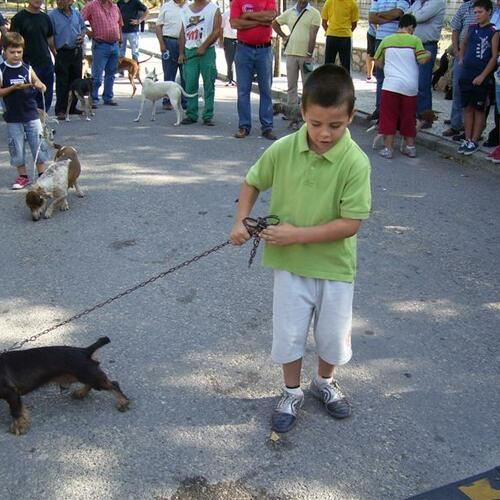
[0,337,129,435]
[65,76,94,121]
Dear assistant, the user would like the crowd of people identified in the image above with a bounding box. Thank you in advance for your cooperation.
[1,0,500,191]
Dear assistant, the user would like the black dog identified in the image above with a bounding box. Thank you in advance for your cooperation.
[66,76,94,121]
[0,337,129,435]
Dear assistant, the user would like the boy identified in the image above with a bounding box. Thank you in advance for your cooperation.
[458,0,498,155]
[374,14,431,159]
[0,33,48,190]
[230,65,371,433]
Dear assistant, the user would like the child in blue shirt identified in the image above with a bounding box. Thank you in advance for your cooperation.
[458,0,499,155]
[0,32,49,189]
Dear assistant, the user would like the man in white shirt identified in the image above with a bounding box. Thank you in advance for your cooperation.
[220,1,238,86]
[156,0,187,110]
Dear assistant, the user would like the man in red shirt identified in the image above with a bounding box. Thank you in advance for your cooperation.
[82,0,123,106]
[231,0,277,140]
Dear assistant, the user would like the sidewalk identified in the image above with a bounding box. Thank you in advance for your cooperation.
[134,32,498,173]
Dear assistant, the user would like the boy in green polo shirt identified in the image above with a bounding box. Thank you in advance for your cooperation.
[230,65,371,433]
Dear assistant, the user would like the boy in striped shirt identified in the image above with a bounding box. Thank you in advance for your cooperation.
[374,14,430,159]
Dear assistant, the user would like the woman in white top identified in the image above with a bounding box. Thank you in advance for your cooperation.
[178,0,222,125]
[220,1,238,86]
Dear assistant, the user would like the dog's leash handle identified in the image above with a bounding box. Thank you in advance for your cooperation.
[242,215,280,267]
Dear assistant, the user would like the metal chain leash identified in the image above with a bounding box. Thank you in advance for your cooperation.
[1,215,280,354]
[1,240,231,354]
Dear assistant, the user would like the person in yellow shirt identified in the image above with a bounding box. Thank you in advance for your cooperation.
[321,0,359,72]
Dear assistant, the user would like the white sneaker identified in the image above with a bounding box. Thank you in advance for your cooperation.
[379,147,393,159]
[402,145,417,158]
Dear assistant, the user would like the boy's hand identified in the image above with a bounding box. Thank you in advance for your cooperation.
[261,223,298,246]
[472,75,484,86]
[34,81,47,92]
[13,83,32,90]
[230,221,251,245]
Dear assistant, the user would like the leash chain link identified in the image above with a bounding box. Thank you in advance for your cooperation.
[2,240,231,354]
[243,215,280,268]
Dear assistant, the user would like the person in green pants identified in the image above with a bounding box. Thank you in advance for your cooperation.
[178,0,222,125]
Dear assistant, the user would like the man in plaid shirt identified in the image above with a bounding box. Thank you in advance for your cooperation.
[443,0,475,137]
[82,0,123,106]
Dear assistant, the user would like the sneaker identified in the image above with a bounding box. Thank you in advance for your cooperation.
[56,112,66,121]
[463,140,479,155]
[262,129,277,141]
[271,389,304,433]
[234,128,249,138]
[402,145,417,158]
[366,76,375,83]
[181,117,197,125]
[491,146,500,163]
[442,127,460,137]
[12,176,30,190]
[203,118,215,126]
[379,147,393,159]
[487,145,500,161]
[457,139,468,154]
[103,101,118,106]
[309,378,352,419]
[483,138,498,148]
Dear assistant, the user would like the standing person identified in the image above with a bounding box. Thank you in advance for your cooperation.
[321,0,359,72]
[0,12,7,53]
[374,14,431,159]
[220,0,238,86]
[156,0,187,110]
[457,0,498,155]
[368,0,409,121]
[229,65,371,434]
[117,0,149,62]
[272,0,321,123]
[82,0,123,107]
[49,0,86,121]
[178,0,221,126]
[407,0,445,128]
[230,0,277,140]
[442,0,475,137]
[0,33,49,190]
[10,0,57,112]
[366,20,377,82]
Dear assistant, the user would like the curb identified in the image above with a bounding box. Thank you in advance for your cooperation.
[141,48,499,177]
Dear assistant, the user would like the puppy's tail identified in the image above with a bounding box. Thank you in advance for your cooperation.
[85,336,110,356]
[180,88,198,98]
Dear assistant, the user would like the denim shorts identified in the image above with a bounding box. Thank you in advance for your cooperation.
[6,119,50,167]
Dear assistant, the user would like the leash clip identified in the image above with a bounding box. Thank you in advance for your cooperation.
[242,215,280,267]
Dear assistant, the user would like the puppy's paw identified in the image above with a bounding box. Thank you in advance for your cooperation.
[65,117,70,122]
[85,117,91,121]
[117,399,130,412]
[72,387,90,400]
[44,211,52,219]
[76,191,85,198]
[174,122,180,126]
[10,415,30,435]
[60,201,70,211]
[133,117,140,122]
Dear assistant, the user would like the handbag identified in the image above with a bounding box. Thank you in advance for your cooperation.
[283,8,308,51]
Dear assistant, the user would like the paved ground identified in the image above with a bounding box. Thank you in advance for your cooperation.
[0,64,499,500]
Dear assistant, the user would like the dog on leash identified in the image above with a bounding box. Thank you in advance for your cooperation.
[65,76,94,121]
[134,68,197,125]
[83,54,152,97]
[25,145,84,221]
[0,337,129,435]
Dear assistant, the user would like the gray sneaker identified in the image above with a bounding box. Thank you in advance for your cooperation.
[379,147,393,159]
[271,390,304,433]
[402,145,417,158]
[309,379,352,419]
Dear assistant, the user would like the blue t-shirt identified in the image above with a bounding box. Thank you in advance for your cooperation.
[463,23,496,78]
[0,62,40,123]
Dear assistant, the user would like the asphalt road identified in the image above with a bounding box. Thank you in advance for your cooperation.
[0,70,499,499]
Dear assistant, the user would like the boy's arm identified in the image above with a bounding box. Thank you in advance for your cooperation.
[30,68,47,92]
[0,82,32,97]
[459,30,468,64]
[230,181,260,245]
[474,31,499,85]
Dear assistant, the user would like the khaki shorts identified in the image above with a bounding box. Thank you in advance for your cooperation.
[272,270,354,365]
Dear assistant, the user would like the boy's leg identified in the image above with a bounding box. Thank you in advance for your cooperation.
[183,48,200,121]
[472,109,486,142]
[378,90,398,157]
[199,46,217,122]
[400,94,417,150]
[464,105,474,140]
[310,280,353,419]
[7,123,29,189]
[25,119,49,174]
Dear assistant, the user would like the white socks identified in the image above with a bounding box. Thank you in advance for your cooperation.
[315,375,333,387]
[284,386,304,397]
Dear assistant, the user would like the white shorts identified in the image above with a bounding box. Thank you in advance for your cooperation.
[272,270,354,365]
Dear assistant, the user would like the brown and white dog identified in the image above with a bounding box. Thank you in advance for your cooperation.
[25,145,84,221]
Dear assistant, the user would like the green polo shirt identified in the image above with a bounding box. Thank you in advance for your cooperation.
[246,126,371,282]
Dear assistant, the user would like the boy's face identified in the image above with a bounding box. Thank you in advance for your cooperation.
[474,6,491,24]
[4,46,23,65]
[301,103,354,155]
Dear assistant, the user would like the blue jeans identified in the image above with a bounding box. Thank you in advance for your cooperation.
[234,43,273,132]
[374,39,383,115]
[7,119,49,169]
[32,63,54,112]
[417,41,438,115]
[450,57,463,130]
[91,41,119,103]
[120,32,140,60]
[161,36,186,107]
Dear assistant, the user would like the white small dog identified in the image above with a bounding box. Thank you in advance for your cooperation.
[134,68,197,125]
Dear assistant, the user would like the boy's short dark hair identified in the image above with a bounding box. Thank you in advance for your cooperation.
[302,64,355,115]
[473,0,493,11]
[398,14,417,28]
[3,32,25,50]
